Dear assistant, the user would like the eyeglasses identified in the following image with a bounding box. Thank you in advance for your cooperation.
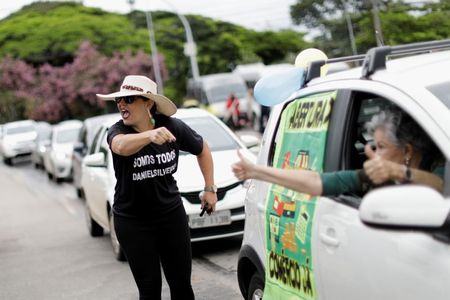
[114,96,139,104]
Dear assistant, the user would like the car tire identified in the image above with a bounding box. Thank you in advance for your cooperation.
[109,212,126,262]
[47,172,53,180]
[247,272,264,300]
[4,157,12,165]
[85,203,104,237]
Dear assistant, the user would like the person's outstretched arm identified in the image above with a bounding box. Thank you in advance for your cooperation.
[232,150,323,196]
[363,144,444,193]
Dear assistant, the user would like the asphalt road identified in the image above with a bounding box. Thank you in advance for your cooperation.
[0,158,243,300]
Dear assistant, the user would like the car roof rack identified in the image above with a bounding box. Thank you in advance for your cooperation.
[304,39,450,85]
[304,54,365,86]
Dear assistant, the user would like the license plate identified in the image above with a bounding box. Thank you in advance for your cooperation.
[189,210,231,229]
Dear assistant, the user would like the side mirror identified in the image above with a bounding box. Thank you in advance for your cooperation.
[73,141,86,154]
[83,152,106,168]
[360,185,450,228]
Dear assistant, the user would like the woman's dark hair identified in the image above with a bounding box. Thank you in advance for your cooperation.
[150,103,157,115]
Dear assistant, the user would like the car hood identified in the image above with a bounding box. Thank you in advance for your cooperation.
[175,149,246,191]
[52,143,75,154]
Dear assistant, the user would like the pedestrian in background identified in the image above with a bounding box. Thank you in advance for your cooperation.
[223,93,240,129]
[97,75,218,300]
[246,87,255,128]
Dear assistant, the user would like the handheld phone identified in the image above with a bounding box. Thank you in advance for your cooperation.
[200,204,208,217]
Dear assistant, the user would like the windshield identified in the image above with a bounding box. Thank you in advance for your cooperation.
[427,81,450,109]
[6,125,35,135]
[207,84,247,103]
[182,116,239,152]
[38,128,52,141]
[56,128,80,144]
[36,125,52,141]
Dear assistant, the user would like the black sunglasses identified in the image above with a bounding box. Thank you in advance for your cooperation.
[114,96,139,104]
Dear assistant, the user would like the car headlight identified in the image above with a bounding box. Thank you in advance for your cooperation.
[39,145,46,153]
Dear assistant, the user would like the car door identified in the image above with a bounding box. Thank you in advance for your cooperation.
[261,90,337,300]
[83,126,110,228]
[312,85,450,300]
[243,101,285,275]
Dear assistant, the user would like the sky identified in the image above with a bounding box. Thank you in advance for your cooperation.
[0,0,302,32]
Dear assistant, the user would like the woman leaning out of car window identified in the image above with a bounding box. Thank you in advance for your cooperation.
[232,107,444,197]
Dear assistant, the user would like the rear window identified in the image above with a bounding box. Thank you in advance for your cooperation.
[56,128,80,144]
[6,125,35,135]
[427,81,450,109]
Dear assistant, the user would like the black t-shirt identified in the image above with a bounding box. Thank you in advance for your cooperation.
[107,114,204,218]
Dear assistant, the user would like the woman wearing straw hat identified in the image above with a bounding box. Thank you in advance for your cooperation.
[97,75,217,300]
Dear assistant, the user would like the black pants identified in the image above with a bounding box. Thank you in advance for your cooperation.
[114,205,195,300]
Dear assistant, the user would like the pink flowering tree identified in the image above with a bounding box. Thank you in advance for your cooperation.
[0,56,36,122]
[1,41,168,123]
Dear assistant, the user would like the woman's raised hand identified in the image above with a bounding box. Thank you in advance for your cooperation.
[363,144,397,184]
[232,150,256,181]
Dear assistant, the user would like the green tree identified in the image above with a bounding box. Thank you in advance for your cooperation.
[0,2,310,106]
[290,0,450,56]
[0,2,148,66]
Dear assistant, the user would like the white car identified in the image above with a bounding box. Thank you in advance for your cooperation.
[0,120,37,165]
[43,120,82,182]
[72,113,121,198]
[31,121,52,169]
[238,41,450,300]
[81,108,257,261]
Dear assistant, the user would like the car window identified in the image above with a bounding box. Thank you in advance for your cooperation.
[6,125,35,135]
[337,92,446,205]
[37,127,52,141]
[268,91,336,167]
[89,127,104,155]
[426,81,450,109]
[77,125,87,146]
[182,117,240,152]
[345,95,395,170]
[55,127,80,144]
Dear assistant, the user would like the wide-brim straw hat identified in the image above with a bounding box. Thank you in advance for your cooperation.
[96,75,177,116]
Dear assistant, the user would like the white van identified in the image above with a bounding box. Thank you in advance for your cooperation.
[186,72,257,122]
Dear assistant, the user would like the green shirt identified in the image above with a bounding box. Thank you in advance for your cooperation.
[320,166,445,197]
[320,170,362,197]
